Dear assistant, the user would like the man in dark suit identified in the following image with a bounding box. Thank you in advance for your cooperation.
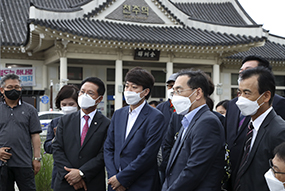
[104,67,165,191]
[231,67,285,191]
[52,77,110,191]
[162,70,225,191]
[225,55,285,190]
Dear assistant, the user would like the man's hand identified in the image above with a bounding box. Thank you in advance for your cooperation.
[33,160,41,175]
[116,185,126,191]
[0,147,12,162]
[108,175,121,190]
[73,179,87,191]
[64,166,81,185]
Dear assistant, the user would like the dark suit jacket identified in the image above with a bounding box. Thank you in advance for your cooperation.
[236,109,285,191]
[162,105,225,191]
[225,94,285,190]
[157,99,174,125]
[104,103,165,191]
[52,110,110,191]
[44,117,61,189]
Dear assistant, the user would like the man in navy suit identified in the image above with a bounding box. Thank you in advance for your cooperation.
[230,67,285,191]
[162,70,225,191]
[104,67,165,191]
[52,77,110,191]
[225,55,285,190]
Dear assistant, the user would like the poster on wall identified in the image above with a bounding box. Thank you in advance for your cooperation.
[0,67,36,86]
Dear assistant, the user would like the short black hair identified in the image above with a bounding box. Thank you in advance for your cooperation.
[206,96,214,111]
[240,66,275,105]
[274,142,285,163]
[242,55,272,71]
[125,67,155,100]
[55,85,79,109]
[80,77,105,96]
[177,69,212,98]
[216,99,229,110]
[149,100,159,107]
[0,73,21,87]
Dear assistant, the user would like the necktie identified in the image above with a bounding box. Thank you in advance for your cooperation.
[234,122,254,191]
[81,115,90,146]
[238,115,245,132]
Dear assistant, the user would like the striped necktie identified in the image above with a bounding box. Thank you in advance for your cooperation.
[234,122,254,191]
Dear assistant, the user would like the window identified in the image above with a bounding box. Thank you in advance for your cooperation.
[231,74,239,85]
[151,70,166,83]
[151,86,165,98]
[6,64,32,68]
[275,76,285,86]
[68,67,82,80]
[107,68,129,82]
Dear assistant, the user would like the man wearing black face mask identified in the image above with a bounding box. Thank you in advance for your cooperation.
[0,73,42,191]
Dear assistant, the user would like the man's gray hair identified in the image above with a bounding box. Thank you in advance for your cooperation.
[0,73,21,87]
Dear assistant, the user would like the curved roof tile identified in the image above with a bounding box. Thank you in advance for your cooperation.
[29,18,264,46]
[173,2,248,26]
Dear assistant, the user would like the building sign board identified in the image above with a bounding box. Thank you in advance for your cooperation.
[0,67,36,86]
[134,49,160,61]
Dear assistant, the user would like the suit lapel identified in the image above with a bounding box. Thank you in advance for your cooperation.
[118,107,129,146]
[167,105,208,172]
[69,111,81,149]
[240,110,275,175]
[121,104,149,151]
[80,111,102,149]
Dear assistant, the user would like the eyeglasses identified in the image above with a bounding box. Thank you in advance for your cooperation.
[166,84,174,89]
[269,159,285,174]
[78,90,96,98]
[4,85,22,90]
[171,88,193,96]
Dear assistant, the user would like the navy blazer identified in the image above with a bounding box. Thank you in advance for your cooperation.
[52,110,110,191]
[162,105,225,191]
[44,117,61,189]
[157,99,174,125]
[225,94,285,190]
[104,103,165,191]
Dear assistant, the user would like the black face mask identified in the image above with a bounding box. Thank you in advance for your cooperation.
[4,89,22,100]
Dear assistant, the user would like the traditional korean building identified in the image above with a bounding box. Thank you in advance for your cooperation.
[1,0,285,117]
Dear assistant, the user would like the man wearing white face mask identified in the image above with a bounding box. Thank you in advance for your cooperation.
[52,77,110,191]
[104,67,165,191]
[265,142,285,191]
[156,73,178,183]
[225,55,285,191]
[162,69,225,191]
[232,67,285,191]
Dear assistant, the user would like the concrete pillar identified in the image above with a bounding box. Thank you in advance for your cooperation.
[41,65,48,111]
[115,60,123,110]
[166,62,173,99]
[213,64,220,106]
[59,57,68,88]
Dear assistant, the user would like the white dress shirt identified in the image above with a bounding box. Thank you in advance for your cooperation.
[250,107,273,150]
[125,101,146,139]
[80,109,97,136]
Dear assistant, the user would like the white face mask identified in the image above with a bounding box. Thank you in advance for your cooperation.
[61,106,78,115]
[236,93,264,116]
[168,89,174,100]
[264,169,285,191]
[78,93,101,109]
[171,90,196,115]
[124,90,145,105]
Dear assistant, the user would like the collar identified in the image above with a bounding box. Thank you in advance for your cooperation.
[182,104,206,129]
[81,109,97,120]
[251,107,273,132]
[128,100,146,115]
[3,99,21,106]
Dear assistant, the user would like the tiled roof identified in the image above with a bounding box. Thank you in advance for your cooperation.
[172,2,254,26]
[0,0,30,46]
[29,18,264,46]
[228,40,285,61]
[31,0,91,11]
